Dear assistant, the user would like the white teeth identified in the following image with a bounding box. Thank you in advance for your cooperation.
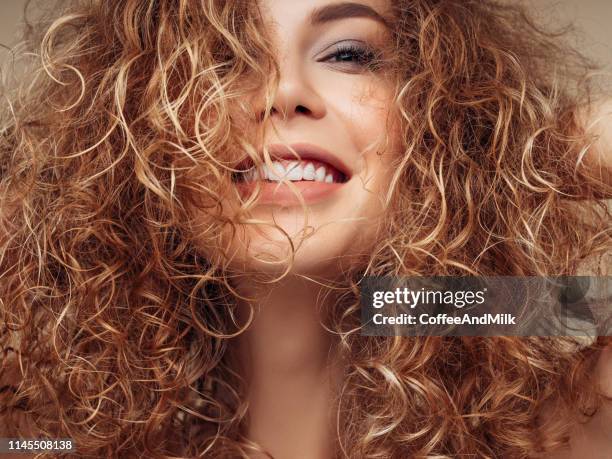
[262,162,286,181]
[285,161,303,181]
[260,165,270,180]
[314,166,326,182]
[302,163,316,180]
[243,161,340,183]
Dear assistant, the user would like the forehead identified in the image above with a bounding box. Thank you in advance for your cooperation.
[257,0,392,31]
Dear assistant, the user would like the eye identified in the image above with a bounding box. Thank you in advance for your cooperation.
[318,40,380,71]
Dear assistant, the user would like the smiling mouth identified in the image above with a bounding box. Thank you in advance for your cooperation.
[232,158,351,206]
[232,158,349,184]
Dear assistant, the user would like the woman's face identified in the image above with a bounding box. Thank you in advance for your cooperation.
[216,0,401,276]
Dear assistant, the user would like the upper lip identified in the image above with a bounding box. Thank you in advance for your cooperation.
[236,142,352,179]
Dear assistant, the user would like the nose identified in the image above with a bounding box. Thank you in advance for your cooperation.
[255,58,326,123]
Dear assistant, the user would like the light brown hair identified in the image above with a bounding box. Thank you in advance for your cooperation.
[1,0,611,457]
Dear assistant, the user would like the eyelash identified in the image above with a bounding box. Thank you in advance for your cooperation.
[320,43,379,69]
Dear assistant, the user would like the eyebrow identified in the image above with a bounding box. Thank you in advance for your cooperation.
[309,2,392,29]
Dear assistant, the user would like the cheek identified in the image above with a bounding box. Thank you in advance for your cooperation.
[328,79,400,191]
[332,77,395,144]
[210,79,400,273]
[343,81,399,186]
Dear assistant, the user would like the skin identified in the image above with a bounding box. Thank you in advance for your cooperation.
[220,0,401,278]
[220,1,400,457]
[1,3,611,459]
[189,1,612,458]
[581,99,612,186]
[215,0,612,458]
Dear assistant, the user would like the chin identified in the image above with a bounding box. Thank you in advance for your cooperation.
[214,171,390,277]
[225,220,360,278]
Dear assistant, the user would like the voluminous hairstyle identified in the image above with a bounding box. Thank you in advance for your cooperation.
[1,0,611,457]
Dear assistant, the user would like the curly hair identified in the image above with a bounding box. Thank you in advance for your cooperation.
[1,0,611,457]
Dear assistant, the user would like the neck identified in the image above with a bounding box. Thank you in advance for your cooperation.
[233,275,341,459]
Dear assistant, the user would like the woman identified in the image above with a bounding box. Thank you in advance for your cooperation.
[1,0,611,457]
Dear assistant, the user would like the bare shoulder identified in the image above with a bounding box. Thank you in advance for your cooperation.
[596,343,612,398]
[544,344,612,459]
[580,98,612,179]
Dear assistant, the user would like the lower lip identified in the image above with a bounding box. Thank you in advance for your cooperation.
[235,180,346,206]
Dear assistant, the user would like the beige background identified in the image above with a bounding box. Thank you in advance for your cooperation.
[525,0,612,72]
[0,1,611,70]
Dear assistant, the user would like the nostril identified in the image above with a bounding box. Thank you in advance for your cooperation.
[256,105,311,121]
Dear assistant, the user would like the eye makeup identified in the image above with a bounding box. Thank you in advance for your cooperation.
[317,39,381,71]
